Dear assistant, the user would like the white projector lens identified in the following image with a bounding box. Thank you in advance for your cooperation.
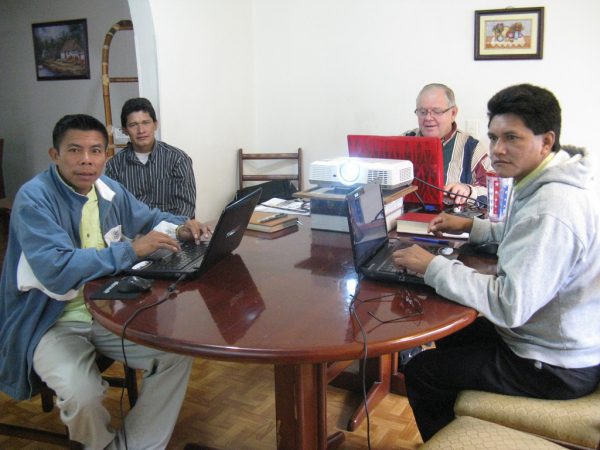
[339,161,360,185]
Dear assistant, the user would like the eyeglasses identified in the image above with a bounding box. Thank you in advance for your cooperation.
[349,292,424,324]
[414,106,454,118]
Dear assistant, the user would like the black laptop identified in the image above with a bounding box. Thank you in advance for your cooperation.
[123,188,262,280]
[346,182,458,284]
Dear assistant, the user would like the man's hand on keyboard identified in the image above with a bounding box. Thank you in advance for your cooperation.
[132,230,181,259]
[176,219,213,244]
[393,245,435,276]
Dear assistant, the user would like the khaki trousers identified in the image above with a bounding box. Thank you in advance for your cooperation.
[33,320,193,450]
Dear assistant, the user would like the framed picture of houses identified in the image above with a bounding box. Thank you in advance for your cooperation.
[31,19,90,80]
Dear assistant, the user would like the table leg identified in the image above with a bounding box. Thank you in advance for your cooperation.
[345,354,391,431]
[328,355,392,431]
[274,363,344,450]
[390,352,408,396]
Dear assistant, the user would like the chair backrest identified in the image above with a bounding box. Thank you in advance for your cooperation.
[454,385,600,450]
[238,148,303,191]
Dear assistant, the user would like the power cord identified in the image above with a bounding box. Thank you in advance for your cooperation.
[413,176,488,209]
[117,273,188,450]
[348,288,372,450]
[348,286,425,450]
[411,189,428,212]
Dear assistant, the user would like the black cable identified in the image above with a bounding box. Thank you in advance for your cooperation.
[118,273,187,450]
[348,287,425,449]
[348,288,372,450]
[411,189,427,211]
[413,176,488,208]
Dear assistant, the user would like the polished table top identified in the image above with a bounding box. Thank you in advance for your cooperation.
[85,222,485,365]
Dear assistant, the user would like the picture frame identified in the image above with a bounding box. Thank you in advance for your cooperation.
[31,18,90,80]
[474,7,544,60]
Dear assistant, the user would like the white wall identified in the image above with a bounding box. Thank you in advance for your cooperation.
[143,0,599,220]
[252,0,600,167]
[145,0,255,221]
[128,0,160,122]
[0,0,136,197]
[3,1,599,221]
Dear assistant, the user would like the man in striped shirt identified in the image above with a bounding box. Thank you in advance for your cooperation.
[404,83,493,206]
[105,98,197,217]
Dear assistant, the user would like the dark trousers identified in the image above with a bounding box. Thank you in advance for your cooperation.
[404,317,600,441]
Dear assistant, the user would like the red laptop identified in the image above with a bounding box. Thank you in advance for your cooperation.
[347,135,445,212]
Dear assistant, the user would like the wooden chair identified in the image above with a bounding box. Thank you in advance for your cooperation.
[0,355,138,449]
[454,384,600,450]
[237,148,303,191]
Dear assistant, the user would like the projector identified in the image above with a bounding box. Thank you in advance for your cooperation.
[309,157,414,189]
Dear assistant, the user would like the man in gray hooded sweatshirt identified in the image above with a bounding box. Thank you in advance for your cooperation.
[393,83,600,441]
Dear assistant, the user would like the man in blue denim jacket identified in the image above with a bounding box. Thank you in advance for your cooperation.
[0,114,210,449]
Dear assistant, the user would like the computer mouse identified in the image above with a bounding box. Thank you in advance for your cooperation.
[474,243,499,255]
[438,247,454,256]
[117,276,153,294]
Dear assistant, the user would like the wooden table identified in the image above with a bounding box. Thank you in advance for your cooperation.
[85,220,479,449]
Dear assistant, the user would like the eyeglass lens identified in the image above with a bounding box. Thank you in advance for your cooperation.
[414,107,453,117]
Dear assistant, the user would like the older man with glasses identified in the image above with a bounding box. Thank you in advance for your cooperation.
[404,83,493,205]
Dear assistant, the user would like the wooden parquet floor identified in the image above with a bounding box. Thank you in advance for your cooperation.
[0,210,422,449]
[0,359,422,449]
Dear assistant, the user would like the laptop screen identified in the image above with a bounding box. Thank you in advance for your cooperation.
[347,135,445,211]
[346,182,388,270]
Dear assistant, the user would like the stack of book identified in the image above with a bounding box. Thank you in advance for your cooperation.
[310,198,349,232]
[294,184,417,233]
[382,185,418,231]
[247,212,298,233]
[383,196,405,232]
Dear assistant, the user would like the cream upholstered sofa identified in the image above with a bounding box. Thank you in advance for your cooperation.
[452,384,600,449]
[420,416,568,449]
